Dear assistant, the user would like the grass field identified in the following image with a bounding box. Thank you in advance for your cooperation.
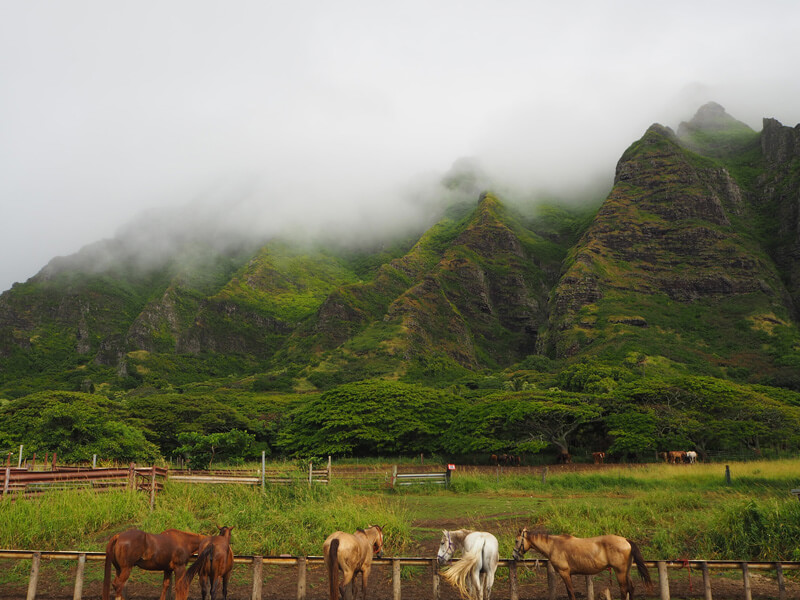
[1,458,799,591]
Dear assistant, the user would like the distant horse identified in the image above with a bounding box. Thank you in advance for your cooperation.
[438,529,498,600]
[513,527,652,600]
[103,528,205,600]
[685,450,697,464]
[592,451,605,464]
[556,451,572,464]
[323,525,384,600]
[667,450,686,464]
[177,526,234,600]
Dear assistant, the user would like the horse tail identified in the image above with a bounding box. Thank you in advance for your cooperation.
[442,546,482,600]
[178,543,214,600]
[327,538,340,600]
[628,539,653,592]
[102,534,118,600]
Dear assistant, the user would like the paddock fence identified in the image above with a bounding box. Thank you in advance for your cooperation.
[1,549,797,600]
[168,456,331,487]
[0,465,167,508]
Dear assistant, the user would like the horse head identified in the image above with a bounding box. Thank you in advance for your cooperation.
[512,527,529,561]
[437,530,455,565]
[370,525,384,558]
[217,525,234,539]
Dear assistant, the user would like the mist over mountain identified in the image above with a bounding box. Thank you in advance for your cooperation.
[2,103,799,397]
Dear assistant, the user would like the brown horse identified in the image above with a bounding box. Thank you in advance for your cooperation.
[513,527,652,600]
[177,526,234,600]
[592,451,605,464]
[103,528,205,600]
[323,525,384,600]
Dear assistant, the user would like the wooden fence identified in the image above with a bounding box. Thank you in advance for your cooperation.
[168,456,331,487]
[390,465,451,488]
[0,465,167,509]
[1,549,797,600]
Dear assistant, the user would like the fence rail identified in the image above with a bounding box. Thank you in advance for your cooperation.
[2,548,797,600]
[1,465,167,509]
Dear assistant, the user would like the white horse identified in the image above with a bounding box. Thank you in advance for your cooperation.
[437,529,498,600]
[686,450,697,464]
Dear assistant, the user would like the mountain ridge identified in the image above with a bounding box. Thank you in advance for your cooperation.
[1,104,799,395]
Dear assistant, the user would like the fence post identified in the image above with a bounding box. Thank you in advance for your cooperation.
[431,558,440,600]
[775,562,785,600]
[657,561,669,600]
[52,451,57,471]
[261,451,266,492]
[547,560,557,600]
[31,452,36,471]
[3,466,9,495]
[26,552,41,600]
[725,465,731,484]
[328,455,332,484]
[18,444,23,468]
[93,455,97,469]
[297,556,307,600]
[308,461,313,487]
[73,553,86,600]
[508,560,518,600]
[741,562,752,600]
[392,558,401,600]
[586,574,594,600]
[251,556,263,600]
[128,463,136,490]
[149,465,157,511]
[701,561,712,600]
[541,466,548,484]
[392,465,398,489]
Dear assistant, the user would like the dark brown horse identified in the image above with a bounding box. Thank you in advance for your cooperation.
[103,528,205,600]
[513,527,652,600]
[323,525,384,600]
[177,526,234,600]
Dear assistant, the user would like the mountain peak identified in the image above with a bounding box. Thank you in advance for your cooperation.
[676,102,757,157]
[677,102,753,136]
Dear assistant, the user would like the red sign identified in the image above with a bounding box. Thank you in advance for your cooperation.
[447,464,456,470]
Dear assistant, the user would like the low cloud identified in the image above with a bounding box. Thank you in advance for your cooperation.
[2,1,800,291]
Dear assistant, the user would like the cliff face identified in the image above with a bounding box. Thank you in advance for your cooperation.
[539,113,797,370]
[757,118,800,316]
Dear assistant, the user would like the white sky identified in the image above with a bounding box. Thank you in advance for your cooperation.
[2,0,800,292]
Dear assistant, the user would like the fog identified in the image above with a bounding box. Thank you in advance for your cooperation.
[2,1,800,292]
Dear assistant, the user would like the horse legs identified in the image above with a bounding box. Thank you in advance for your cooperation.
[484,569,495,600]
[221,571,231,600]
[358,567,369,600]
[112,566,132,600]
[614,568,634,600]
[159,570,173,600]
[199,573,211,600]
[340,569,355,600]
[557,570,578,600]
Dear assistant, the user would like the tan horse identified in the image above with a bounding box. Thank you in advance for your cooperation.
[323,525,384,600]
[513,528,652,600]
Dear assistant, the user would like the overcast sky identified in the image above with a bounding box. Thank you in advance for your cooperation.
[2,1,800,293]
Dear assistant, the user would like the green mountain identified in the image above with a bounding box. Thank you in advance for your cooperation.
[1,103,799,398]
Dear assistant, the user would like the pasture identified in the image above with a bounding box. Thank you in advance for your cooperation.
[1,458,799,598]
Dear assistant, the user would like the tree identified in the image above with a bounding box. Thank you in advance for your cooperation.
[176,429,255,469]
[277,380,462,457]
[444,390,603,455]
[0,391,159,463]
